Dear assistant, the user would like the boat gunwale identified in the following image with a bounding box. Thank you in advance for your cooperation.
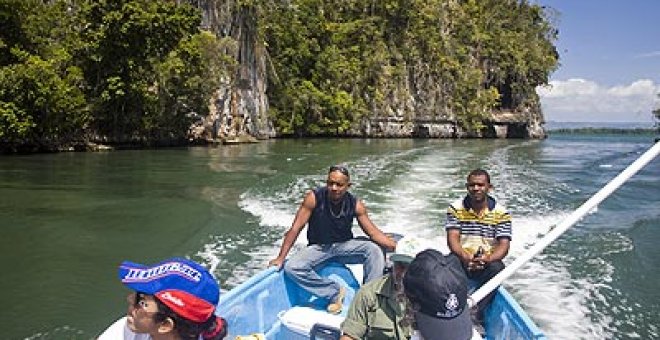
[217,265,546,339]
[491,287,546,339]
[218,267,279,305]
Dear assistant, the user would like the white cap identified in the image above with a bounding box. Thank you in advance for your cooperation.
[390,236,439,264]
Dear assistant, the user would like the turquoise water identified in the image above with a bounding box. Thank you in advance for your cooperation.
[0,135,658,339]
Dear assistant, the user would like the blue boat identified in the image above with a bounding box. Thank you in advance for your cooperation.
[216,262,546,339]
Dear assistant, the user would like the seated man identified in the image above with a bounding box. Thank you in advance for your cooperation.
[446,169,512,328]
[269,165,396,314]
[97,257,227,340]
[339,237,431,340]
[404,249,472,340]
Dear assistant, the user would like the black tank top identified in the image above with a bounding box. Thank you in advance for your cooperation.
[307,187,357,245]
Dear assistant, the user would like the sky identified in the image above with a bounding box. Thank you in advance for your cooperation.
[533,0,660,123]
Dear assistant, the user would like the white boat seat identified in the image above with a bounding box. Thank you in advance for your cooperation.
[278,306,344,340]
[277,306,478,340]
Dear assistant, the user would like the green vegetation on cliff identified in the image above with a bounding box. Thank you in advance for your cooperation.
[259,0,558,136]
[1,0,233,151]
[1,0,558,151]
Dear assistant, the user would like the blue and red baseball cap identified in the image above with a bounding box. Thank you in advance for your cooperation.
[118,257,220,323]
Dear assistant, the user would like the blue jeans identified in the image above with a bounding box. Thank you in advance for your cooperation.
[283,238,385,301]
[466,260,505,320]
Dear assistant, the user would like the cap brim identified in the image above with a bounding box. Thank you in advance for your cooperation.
[118,261,163,295]
[415,306,472,340]
[390,254,414,264]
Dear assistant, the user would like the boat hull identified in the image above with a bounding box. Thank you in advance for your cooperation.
[216,262,545,339]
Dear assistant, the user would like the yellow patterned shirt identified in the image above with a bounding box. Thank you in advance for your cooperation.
[445,195,512,255]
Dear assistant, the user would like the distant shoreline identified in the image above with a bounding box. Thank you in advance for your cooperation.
[547,127,656,135]
[544,121,655,131]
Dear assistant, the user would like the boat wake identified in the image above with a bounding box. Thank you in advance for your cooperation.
[196,139,649,339]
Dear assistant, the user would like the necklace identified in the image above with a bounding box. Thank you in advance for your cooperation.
[329,199,345,218]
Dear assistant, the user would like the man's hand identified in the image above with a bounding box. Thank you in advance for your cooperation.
[385,233,399,250]
[467,258,484,271]
[268,257,285,270]
[467,253,488,271]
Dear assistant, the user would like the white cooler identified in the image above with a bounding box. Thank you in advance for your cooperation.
[278,306,344,340]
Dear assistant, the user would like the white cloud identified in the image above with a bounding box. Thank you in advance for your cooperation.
[536,78,660,122]
[634,51,660,59]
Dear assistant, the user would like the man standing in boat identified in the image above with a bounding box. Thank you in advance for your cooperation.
[446,169,512,329]
[269,164,397,314]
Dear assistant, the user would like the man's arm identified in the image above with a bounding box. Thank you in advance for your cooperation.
[445,205,470,260]
[447,229,471,265]
[485,208,511,263]
[355,200,396,251]
[268,191,315,269]
[484,237,510,263]
[340,283,372,340]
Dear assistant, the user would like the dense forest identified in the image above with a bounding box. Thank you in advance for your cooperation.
[0,0,559,152]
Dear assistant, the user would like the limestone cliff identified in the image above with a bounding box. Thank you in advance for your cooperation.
[190,1,549,140]
[189,0,275,142]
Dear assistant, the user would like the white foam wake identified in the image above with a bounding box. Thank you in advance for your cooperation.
[505,213,612,339]
[198,141,618,339]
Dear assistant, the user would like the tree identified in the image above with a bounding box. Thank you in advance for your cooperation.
[152,31,237,140]
[0,0,88,149]
[259,0,558,136]
[1,0,235,151]
[77,0,203,141]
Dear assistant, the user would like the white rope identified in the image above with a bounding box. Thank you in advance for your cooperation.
[470,141,660,306]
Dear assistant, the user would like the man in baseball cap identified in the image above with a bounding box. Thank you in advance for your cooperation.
[340,236,436,340]
[97,257,227,340]
[403,249,472,340]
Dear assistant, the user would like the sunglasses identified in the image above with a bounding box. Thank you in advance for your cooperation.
[329,165,350,177]
[132,292,162,315]
[133,292,150,309]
